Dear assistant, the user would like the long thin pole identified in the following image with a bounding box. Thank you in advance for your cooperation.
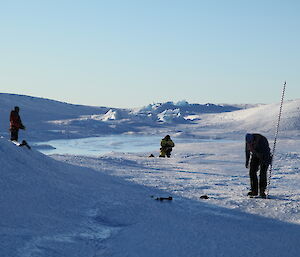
[266,81,286,197]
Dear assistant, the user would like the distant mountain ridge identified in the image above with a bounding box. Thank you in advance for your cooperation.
[134,101,243,115]
[2,93,297,141]
[0,93,249,141]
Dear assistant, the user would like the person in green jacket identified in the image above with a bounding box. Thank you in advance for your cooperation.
[159,135,175,158]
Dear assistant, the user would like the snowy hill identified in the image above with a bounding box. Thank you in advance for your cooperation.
[0,93,109,123]
[192,99,300,138]
[0,93,109,140]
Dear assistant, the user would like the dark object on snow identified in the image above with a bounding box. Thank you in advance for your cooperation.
[10,106,26,141]
[200,195,209,199]
[151,196,173,201]
[148,154,155,157]
[19,140,31,149]
[156,196,172,201]
[245,133,271,197]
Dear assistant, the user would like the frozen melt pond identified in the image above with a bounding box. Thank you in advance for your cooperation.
[35,135,164,155]
[34,135,230,156]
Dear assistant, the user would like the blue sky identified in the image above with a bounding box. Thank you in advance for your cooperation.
[0,0,299,107]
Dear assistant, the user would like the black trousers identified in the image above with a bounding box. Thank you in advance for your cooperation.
[166,148,172,157]
[10,128,19,141]
[249,155,268,193]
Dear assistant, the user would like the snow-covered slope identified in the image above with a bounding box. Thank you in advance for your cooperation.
[1,135,300,257]
[0,136,117,256]
[0,93,109,140]
[194,99,300,138]
[0,93,108,122]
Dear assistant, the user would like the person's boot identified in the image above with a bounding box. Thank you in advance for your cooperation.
[247,191,258,196]
[260,191,267,199]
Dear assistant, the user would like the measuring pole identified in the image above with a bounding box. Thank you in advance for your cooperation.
[266,81,286,197]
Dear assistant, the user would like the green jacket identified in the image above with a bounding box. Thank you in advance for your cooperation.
[161,138,175,149]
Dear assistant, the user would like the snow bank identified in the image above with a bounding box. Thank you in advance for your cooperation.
[0,137,115,256]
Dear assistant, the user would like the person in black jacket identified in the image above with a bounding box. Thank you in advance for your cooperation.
[245,133,272,198]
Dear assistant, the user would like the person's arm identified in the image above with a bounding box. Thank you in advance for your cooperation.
[245,142,250,168]
[18,115,25,129]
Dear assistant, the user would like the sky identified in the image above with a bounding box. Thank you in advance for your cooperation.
[0,0,299,108]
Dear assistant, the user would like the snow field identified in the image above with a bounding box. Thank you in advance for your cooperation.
[1,94,300,256]
[54,138,300,225]
[2,135,300,256]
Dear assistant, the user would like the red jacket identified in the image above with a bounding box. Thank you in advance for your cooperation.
[10,110,24,129]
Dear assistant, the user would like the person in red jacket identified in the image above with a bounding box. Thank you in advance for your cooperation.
[10,106,25,141]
